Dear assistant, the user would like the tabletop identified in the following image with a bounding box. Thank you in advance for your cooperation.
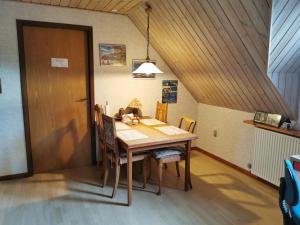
[116,119,198,150]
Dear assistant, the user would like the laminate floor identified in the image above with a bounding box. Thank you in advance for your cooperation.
[0,151,281,225]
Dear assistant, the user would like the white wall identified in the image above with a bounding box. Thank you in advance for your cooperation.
[0,1,197,177]
[196,103,254,171]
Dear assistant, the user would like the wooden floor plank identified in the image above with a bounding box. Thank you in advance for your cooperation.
[0,151,281,225]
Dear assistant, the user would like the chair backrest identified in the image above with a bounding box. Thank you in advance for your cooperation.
[178,116,197,133]
[284,160,300,206]
[279,160,300,225]
[155,101,168,123]
[95,104,104,141]
[102,114,119,157]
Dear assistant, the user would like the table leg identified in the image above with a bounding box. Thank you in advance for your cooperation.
[127,150,133,206]
[185,141,191,191]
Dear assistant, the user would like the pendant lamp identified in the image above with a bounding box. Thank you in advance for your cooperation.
[132,4,163,75]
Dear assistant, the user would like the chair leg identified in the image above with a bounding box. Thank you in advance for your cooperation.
[189,175,193,189]
[148,157,152,180]
[142,159,148,189]
[103,160,110,187]
[157,161,163,195]
[112,163,120,198]
[176,161,180,177]
[139,161,143,174]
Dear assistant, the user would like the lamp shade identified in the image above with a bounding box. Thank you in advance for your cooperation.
[132,62,163,75]
[128,98,143,109]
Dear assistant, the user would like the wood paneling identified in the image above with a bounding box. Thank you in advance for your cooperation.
[269,0,300,73]
[268,0,300,119]
[129,0,294,117]
[13,0,298,118]
[16,0,142,14]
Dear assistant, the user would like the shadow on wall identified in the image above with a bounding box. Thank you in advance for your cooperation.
[31,119,92,173]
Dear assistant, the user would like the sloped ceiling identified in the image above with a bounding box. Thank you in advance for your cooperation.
[15,0,142,14]
[268,0,300,119]
[129,0,294,117]
[10,0,296,117]
[269,0,300,73]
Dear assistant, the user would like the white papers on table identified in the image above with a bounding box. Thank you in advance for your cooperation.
[115,122,131,131]
[140,119,166,126]
[117,129,148,141]
[155,126,188,135]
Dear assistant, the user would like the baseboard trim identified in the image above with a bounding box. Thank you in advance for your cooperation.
[0,172,29,181]
[192,147,278,190]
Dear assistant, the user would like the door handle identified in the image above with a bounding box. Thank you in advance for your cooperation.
[76,98,87,102]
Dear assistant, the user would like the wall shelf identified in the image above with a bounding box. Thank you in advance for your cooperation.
[244,120,300,139]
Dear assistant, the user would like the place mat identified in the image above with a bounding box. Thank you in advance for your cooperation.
[115,122,131,131]
[155,126,188,135]
[140,119,166,126]
[117,129,148,141]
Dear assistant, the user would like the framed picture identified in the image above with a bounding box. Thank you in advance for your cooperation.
[162,80,178,104]
[253,111,268,124]
[265,114,283,128]
[99,44,126,66]
[132,59,156,78]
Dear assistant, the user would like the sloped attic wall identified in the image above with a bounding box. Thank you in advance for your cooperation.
[268,0,300,121]
[129,0,295,118]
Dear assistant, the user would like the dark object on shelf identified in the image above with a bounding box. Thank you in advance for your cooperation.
[280,118,292,130]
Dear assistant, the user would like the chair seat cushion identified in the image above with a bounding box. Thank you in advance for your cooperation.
[159,145,186,157]
[152,149,182,159]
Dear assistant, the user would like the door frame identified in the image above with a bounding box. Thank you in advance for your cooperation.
[17,20,96,177]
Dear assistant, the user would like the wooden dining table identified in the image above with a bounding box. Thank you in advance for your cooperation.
[116,119,198,206]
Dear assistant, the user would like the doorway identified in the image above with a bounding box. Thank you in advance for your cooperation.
[17,20,95,174]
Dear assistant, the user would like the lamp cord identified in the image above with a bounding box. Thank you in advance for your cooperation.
[146,9,150,61]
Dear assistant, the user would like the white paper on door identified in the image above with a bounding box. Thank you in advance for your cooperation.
[51,58,69,68]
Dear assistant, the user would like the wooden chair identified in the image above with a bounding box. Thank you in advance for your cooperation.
[155,101,168,123]
[95,104,105,166]
[152,116,197,195]
[101,114,150,198]
[174,117,197,176]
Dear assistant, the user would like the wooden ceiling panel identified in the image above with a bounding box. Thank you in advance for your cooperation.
[11,0,297,117]
[17,0,143,14]
[269,0,300,73]
[267,0,300,119]
[129,0,294,117]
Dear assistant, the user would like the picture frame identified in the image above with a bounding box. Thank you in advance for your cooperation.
[162,80,178,104]
[99,43,126,66]
[265,113,283,128]
[253,111,268,124]
[132,59,156,78]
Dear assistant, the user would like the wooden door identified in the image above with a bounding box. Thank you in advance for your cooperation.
[23,26,92,173]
